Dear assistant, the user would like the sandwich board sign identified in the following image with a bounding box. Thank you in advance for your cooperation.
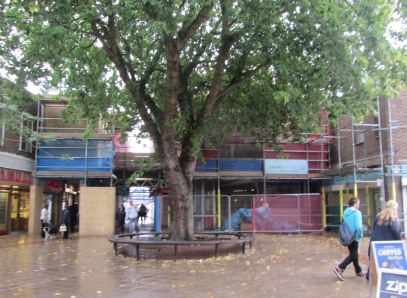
[377,268,407,297]
[370,241,407,285]
[372,241,407,271]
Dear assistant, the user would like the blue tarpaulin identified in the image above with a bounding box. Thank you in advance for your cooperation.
[36,139,114,172]
[221,206,273,231]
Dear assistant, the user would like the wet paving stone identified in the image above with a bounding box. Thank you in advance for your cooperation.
[0,233,375,297]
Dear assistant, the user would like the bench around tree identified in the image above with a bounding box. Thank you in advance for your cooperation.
[108,232,254,261]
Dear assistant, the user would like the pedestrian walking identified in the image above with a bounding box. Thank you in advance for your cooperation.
[115,204,126,234]
[69,201,79,234]
[40,203,50,239]
[126,201,139,233]
[366,200,401,280]
[138,203,147,225]
[333,197,364,281]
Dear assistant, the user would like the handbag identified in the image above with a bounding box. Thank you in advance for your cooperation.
[339,219,356,246]
[59,224,67,232]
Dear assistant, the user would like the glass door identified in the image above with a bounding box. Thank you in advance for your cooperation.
[10,190,30,231]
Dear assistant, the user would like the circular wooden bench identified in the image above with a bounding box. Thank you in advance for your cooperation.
[108,231,254,261]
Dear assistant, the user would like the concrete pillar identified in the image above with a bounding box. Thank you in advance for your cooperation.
[79,186,115,236]
[29,182,45,236]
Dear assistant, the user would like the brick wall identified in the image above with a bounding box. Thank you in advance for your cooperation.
[390,90,407,164]
[328,94,407,169]
[1,125,34,159]
[0,99,37,159]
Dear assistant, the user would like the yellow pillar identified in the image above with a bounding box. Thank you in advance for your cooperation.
[354,183,358,197]
[339,185,344,219]
[168,205,171,227]
[322,187,326,229]
[366,185,371,226]
[211,191,216,228]
[217,187,221,229]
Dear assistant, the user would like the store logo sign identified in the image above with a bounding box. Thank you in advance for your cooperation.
[0,168,32,184]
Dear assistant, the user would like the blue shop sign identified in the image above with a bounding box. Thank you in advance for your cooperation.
[377,269,407,297]
[372,241,407,271]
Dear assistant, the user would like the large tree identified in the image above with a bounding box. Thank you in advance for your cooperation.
[1,1,406,240]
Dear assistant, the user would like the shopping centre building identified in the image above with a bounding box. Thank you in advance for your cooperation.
[1,91,406,237]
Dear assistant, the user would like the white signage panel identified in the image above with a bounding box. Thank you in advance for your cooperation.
[264,159,308,175]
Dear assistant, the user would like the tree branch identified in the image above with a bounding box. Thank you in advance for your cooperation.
[217,59,271,104]
[90,14,161,146]
[177,42,208,115]
[197,2,240,123]
[176,3,213,51]
[139,42,165,121]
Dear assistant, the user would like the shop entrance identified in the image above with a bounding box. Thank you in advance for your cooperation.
[10,188,30,231]
[0,192,8,235]
[0,185,31,233]
[0,185,31,234]
[63,183,80,233]
[46,180,80,233]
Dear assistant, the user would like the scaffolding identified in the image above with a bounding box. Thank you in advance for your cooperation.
[320,95,407,234]
[34,99,115,184]
[31,93,407,235]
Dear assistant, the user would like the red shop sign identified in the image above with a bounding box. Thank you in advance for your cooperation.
[0,168,32,185]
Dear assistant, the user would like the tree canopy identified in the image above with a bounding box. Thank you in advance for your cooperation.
[1,0,406,240]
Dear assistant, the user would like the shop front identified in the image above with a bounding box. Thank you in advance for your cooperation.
[0,168,33,235]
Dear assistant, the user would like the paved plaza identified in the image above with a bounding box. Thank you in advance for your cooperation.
[0,232,378,297]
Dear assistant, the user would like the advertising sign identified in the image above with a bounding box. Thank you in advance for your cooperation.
[264,159,308,175]
[0,168,32,185]
[377,269,407,298]
[372,241,407,271]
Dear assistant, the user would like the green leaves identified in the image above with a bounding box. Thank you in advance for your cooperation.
[0,0,405,161]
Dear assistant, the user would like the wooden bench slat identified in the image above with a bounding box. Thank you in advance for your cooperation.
[108,232,254,260]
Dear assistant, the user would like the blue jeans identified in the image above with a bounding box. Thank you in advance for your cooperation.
[128,218,138,233]
[339,240,362,274]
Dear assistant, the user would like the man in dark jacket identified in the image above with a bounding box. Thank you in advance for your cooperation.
[61,205,70,239]
[69,202,79,234]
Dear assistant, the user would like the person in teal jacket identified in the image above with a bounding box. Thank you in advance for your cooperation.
[333,197,364,281]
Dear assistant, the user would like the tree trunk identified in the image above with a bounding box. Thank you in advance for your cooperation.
[159,146,196,241]
[164,169,195,241]
[168,182,194,240]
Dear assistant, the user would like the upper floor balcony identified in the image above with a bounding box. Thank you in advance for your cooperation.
[195,141,329,179]
[33,97,330,180]
[36,98,113,139]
